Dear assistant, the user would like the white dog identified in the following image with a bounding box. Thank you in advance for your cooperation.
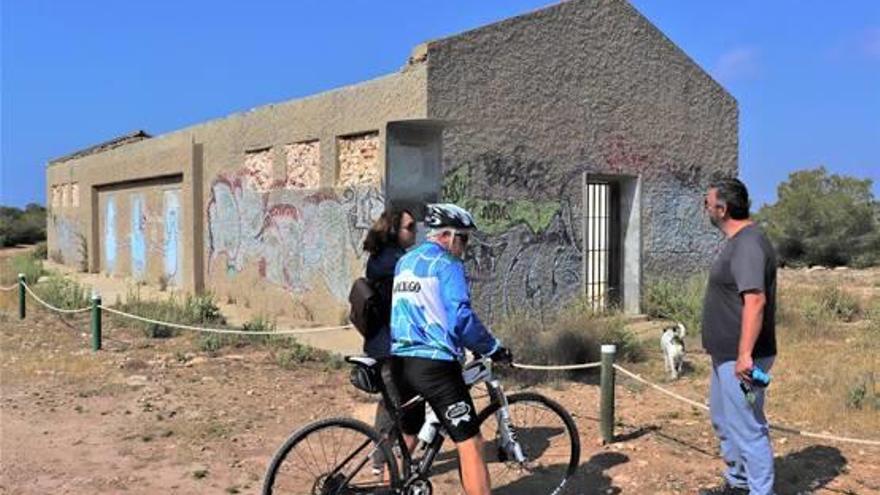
[660,322,687,380]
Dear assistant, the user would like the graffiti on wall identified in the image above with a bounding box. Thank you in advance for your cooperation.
[443,161,582,319]
[104,197,117,274]
[52,215,85,268]
[130,195,147,279]
[207,170,383,301]
[163,190,183,285]
[644,183,722,258]
[466,204,581,321]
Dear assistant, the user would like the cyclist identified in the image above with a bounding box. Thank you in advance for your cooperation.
[390,203,512,495]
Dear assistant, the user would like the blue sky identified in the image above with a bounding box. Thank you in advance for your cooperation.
[2,0,878,209]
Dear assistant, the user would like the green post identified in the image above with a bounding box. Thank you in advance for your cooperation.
[91,294,102,351]
[600,344,616,444]
[18,273,26,320]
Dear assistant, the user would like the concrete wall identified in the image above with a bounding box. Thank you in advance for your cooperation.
[47,133,195,285]
[96,176,184,286]
[426,0,737,319]
[47,66,428,323]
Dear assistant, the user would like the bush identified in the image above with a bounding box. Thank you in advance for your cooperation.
[777,286,862,339]
[846,373,879,411]
[492,302,643,384]
[33,276,91,311]
[115,290,226,339]
[9,254,45,286]
[756,167,879,268]
[0,204,47,247]
[816,286,860,322]
[32,241,48,260]
[199,315,272,352]
[644,274,707,335]
[272,338,338,369]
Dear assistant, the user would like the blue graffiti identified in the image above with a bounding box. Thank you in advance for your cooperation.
[163,190,182,285]
[131,195,147,279]
[105,197,117,273]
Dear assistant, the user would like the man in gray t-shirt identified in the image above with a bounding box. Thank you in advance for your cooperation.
[699,178,778,495]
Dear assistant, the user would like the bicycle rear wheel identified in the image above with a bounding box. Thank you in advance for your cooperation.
[477,392,580,494]
[262,417,399,495]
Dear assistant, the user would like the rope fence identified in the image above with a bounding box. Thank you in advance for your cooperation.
[22,280,92,314]
[511,362,602,371]
[0,283,19,292]
[509,356,880,447]
[13,277,880,448]
[99,305,352,335]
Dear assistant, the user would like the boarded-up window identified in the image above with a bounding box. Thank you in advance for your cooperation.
[51,185,62,209]
[244,148,274,192]
[71,183,80,207]
[284,140,320,189]
[61,184,71,207]
[337,132,379,187]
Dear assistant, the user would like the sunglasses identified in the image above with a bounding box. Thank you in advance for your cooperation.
[400,223,416,233]
[454,232,470,243]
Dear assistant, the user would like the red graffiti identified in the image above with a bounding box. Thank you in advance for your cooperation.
[601,134,656,172]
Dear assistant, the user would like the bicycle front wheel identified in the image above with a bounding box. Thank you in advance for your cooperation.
[477,392,580,494]
[262,417,399,495]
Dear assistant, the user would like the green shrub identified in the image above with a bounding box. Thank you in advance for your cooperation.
[846,373,878,411]
[32,241,48,260]
[644,274,707,334]
[756,167,878,268]
[273,338,333,369]
[9,254,45,286]
[0,204,46,247]
[199,315,272,352]
[33,275,91,311]
[114,290,226,339]
[816,286,860,322]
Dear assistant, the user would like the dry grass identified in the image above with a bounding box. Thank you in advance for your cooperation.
[493,299,645,384]
[768,268,880,437]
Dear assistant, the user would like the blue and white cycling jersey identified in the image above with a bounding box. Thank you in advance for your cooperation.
[390,241,499,362]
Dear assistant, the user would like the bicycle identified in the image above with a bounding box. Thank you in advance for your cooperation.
[262,354,581,494]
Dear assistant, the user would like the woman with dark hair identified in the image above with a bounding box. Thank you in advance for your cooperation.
[361,207,417,357]
[362,207,418,477]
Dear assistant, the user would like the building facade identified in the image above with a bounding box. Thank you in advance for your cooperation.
[46,0,736,324]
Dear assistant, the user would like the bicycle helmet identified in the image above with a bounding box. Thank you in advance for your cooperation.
[424,203,478,231]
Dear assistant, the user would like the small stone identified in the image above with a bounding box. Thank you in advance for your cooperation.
[126,375,149,387]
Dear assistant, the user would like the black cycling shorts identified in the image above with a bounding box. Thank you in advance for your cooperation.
[392,356,480,443]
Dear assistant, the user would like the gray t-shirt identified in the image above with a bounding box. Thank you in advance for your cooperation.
[701,223,777,361]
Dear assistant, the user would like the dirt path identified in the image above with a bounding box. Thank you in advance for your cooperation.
[2,304,878,494]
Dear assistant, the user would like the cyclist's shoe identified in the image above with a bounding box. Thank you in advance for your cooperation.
[697,481,749,495]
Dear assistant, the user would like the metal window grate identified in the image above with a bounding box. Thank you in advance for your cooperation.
[583,178,621,312]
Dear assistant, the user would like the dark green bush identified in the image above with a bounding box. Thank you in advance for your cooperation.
[756,167,879,268]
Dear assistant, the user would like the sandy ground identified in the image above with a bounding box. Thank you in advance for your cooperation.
[1,310,878,494]
[1,250,878,494]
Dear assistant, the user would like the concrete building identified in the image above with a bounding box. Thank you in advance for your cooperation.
[46,0,736,324]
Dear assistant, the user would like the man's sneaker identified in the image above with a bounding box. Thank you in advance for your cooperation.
[698,481,749,495]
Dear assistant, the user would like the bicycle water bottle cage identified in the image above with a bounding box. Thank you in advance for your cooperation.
[346,356,381,394]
